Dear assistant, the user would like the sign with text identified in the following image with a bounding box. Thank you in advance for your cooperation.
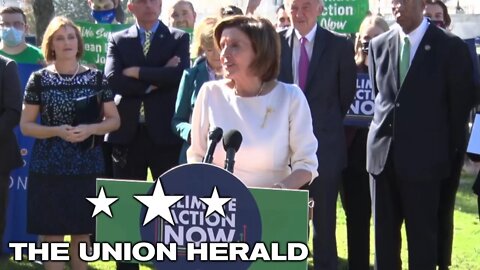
[344,73,374,127]
[319,0,370,33]
[76,21,130,70]
[95,164,309,269]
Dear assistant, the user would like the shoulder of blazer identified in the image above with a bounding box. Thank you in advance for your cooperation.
[109,24,137,42]
[166,25,189,40]
[370,28,397,49]
[0,54,12,67]
[185,61,209,82]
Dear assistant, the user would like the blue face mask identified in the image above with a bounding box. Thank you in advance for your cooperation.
[91,9,116,24]
[1,27,24,47]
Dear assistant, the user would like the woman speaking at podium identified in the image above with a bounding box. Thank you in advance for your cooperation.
[187,16,318,189]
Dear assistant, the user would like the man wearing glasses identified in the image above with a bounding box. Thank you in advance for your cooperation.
[0,6,43,65]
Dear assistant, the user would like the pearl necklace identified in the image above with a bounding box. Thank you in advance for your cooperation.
[54,62,80,82]
[234,82,265,97]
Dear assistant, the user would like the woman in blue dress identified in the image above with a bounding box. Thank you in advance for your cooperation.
[20,16,120,270]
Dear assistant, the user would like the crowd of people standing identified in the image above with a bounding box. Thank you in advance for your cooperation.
[0,0,479,270]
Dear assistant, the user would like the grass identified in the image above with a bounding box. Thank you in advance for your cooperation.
[1,173,479,270]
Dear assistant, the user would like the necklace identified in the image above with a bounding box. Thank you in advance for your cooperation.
[234,82,265,97]
[54,62,80,82]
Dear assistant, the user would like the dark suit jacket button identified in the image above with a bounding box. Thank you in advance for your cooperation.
[395,103,400,107]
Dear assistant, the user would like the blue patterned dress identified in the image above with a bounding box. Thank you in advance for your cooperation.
[24,68,113,234]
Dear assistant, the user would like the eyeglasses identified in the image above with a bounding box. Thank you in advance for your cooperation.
[0,21,25,30]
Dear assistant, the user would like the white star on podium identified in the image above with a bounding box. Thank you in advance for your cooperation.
[86,186,119,218]
[200,186,232,218]
[134,179,183,226]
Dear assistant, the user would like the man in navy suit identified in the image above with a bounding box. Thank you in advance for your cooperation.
[278,0,356,269]
[367,0,476,269]
[104,0,189,269]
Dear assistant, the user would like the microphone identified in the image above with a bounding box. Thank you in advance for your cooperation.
[223,129,243,173]
[203,127,223,164]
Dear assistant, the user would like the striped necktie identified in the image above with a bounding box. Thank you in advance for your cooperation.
[399,36,410,85]
[139,30,152,123]
[143,30,152,56]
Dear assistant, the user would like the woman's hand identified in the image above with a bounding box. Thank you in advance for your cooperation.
[57,124,93,143]
[56,124,75,142]
[68,124,94,143]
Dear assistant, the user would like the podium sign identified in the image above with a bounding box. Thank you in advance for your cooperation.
[96,164,309,269]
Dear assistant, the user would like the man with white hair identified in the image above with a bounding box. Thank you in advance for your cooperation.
[278,0,356,269]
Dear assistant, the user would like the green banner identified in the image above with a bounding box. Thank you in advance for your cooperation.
[95,175,309,269]
[76,21,130,70]
[319,0,370,33]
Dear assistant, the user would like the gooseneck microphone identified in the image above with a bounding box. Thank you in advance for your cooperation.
[203,127,223,164]
[223,129,243,173]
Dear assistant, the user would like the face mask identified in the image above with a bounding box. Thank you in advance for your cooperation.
[91,9,116,24]
[431,20,446,29]
[1,27,24,47]
[361,41,370,54]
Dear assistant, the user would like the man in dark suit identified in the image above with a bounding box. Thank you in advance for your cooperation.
[367,0,476,269]
[0,56,22,259]
[104,0,189,269]
[278,0,356,269]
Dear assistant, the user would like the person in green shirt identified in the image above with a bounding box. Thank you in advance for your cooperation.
[0,6,44,65]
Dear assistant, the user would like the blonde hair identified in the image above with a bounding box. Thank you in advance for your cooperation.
[354,15,389,66]
[191,16,218,59]
[41,16,84,63]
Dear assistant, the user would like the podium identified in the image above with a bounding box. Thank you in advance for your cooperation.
[95,163,309,269]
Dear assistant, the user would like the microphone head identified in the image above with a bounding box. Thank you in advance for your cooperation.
[208,127,223,143]
[223,129,243,152]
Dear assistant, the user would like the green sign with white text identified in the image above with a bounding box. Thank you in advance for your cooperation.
[319,0,370,33]
[76,21,130,70]
[95,163,309,269]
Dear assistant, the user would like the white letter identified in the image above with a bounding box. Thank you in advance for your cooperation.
[156,243,177,261]
[132,242,155,262]
[228,243,250,261]
[50,243,70,261]
[79,242,99,262]
[209,243,228,261]
[249,243,271,261]
[270,243,287,261]
[287,243,309,261]
[9,242,27,261]
[187,242,208,261]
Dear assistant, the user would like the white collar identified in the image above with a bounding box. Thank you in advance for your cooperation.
[294,24,317,42]
[398,17,429,46]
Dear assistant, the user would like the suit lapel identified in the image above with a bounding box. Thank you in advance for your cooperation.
[306,25,326,93]
[388,29,400,92]
[404,25,434,81]
[282,28,295,83]
[397,24,435,97]
[126,25,145,61]
[148,21,168,60]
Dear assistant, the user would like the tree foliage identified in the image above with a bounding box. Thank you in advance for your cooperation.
[53,0,92,22]
[32,0,54,45]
